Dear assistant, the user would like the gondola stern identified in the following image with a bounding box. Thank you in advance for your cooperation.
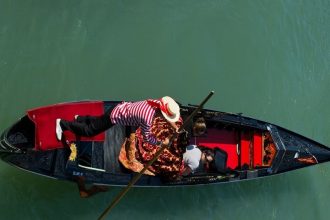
[0,115,35,159]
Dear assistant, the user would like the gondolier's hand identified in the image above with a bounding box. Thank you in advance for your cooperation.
[178,128,187,134]
[160,138,170,147]
[169,121,180,134]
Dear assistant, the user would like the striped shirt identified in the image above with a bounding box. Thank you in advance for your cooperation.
[110,100,160,145]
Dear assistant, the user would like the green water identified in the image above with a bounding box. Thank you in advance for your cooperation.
[0,0,329,219]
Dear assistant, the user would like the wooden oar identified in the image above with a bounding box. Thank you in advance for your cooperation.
[98,91,215,220]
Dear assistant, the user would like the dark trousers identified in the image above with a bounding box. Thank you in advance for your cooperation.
[60,106,115,137]
[60,114,113,137]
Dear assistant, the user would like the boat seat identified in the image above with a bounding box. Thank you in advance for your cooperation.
[27,101,105,151]
[253,131,262,167]
[76,141,105,172]
[240,130,263,168]
[240,131,251,168]
[195,128,239,169]
[214,148,228,173]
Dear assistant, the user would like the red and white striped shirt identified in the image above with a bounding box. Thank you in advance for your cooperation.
[110,100,160,145]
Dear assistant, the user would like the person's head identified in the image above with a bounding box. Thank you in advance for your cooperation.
[159,96,180,123]
[192,117,206,136]
[201,149,215,171]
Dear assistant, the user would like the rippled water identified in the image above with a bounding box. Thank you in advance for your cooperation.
[0,0,329,219]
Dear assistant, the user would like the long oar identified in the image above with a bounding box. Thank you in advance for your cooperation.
[98,91,215,220]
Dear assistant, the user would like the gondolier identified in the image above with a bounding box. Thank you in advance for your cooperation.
[55,96,181,146]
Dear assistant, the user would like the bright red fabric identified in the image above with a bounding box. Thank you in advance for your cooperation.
[27,101,105,150]
[192,128,264,170]
[253,132,262,167]
[195,129,238,169]
[240,132,251,167]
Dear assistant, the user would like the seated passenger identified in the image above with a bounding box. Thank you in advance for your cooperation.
[179,117,207,146]
[119,116,207,180]
[181,145,215,176]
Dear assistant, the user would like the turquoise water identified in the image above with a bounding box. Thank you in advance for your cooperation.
[0,0,329,219]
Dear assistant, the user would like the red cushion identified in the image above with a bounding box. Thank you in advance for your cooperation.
[240,132,251,167]
[195,129,238,169]
[253,132,262,167]
[27,101,105,151]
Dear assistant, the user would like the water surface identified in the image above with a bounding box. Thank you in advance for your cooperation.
[0,0,329,219]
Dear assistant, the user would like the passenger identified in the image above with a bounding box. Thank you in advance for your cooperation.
[191,117,207,137]
[181,145,215,176]
[117,113,206,180]
[178,116,207,146]
[55,96,181,148]
[178,118,208,176]
[119,116,207,180]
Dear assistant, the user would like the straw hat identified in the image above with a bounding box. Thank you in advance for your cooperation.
[159,96,180,123]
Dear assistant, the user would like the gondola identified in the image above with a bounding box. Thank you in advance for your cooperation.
[1,100,330,187]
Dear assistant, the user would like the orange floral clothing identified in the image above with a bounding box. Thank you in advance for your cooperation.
[135,116,185,179]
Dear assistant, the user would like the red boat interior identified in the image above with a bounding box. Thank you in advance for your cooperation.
[195,128,276,170]
[25,101,277,173]
[27,101,106,150]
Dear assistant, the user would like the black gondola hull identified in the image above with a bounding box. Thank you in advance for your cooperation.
[1,101,329,187]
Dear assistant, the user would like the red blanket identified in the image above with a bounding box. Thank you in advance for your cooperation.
[27,101,105,150]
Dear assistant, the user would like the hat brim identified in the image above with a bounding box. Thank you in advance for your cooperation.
[161,110,180,123]
[160,96,180,123]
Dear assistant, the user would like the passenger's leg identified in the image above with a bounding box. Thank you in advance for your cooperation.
[60,104,117,137]
[60,114,113,137]
[75,115,91,123]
